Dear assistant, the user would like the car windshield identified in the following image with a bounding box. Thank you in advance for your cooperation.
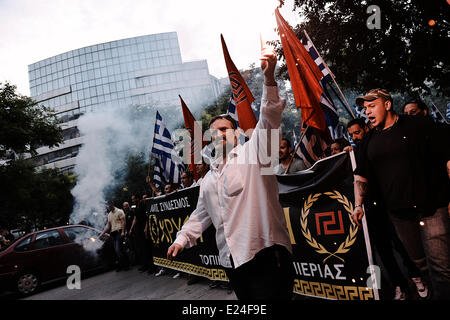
[63,226,100,243]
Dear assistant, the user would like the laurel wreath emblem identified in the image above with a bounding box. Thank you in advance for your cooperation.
[300,190,358,263]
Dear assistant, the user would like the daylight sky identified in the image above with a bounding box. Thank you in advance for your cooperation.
[0,0,301,96]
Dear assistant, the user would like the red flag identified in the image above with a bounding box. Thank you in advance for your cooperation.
[275,8,327,132]
[221,34,257,132]
[179,95,204,181]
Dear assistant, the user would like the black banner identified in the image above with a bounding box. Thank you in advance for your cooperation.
[146,186,228,281]
[278,153,376,300]
[146,152,377,300]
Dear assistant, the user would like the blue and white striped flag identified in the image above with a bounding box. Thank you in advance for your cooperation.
[430,102,449,124]
[355,104,370,124]
[226,94,249,145]
[151,111,185,188]
[301,31,342,140]
[294,126,328,168]
[446,102,450,122]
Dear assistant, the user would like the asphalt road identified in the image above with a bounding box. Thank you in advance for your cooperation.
[21,266,237,300]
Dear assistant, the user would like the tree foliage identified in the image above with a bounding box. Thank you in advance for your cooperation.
[104,152,149,207]
[0,82,71,231]
[0,82,62,158]
[276,0,449,97]
[0,159,75,231]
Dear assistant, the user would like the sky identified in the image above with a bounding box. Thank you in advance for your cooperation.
[0,0,301,96]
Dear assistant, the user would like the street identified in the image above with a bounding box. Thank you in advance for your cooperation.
[18,266,237,300]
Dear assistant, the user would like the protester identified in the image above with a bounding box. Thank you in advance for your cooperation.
[180,170,194,188]
[402,99,428,116]
[164,183,175,195]
[352,88,450,299]
[347,118,370,146]
[167,47,295,300]
[155,186,176,277]
[0,229,15,249]
[129,194,156,274]
[346,118,428,299]
[122,201,137,265]
[329,137,351,156]
[274,138,307,174]
[146,176,163,197]
[99,201,130,271]
[193,159,210,186]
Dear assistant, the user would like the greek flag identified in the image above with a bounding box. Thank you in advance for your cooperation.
[151,111,185,188]
[355,104,370,124]
[446,102,450,122]
[226,94,249,145]
[430,102,449,124]
[301,31,342,140]
[294,126,328,168]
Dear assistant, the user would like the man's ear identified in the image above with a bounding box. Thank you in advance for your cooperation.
[385,100,392,112]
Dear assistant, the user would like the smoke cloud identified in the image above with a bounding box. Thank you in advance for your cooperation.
[69,103,174,230]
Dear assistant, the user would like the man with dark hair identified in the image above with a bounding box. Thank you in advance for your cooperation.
[347,118,370,146]
[208,114,238,130]
[167,47,294,300]
[274,138,307,174]
[352,88,450,299]
[193,158,210,186]
[403,99,428,116]
[99,201,130,271]
[164,183,175,195]
[181,170,195,188]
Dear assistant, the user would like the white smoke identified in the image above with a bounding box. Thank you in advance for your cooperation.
[69,94,217,230]
[70,103,160,229]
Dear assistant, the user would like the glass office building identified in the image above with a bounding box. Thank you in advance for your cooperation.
[28,32,223,173]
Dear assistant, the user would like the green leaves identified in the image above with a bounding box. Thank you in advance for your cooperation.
[278,1,450,96]
[0,82,62,158]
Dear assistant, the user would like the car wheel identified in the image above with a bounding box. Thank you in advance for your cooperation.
[17,272,40,296]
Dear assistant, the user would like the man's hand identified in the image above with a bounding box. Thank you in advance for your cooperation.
[167,243,183,261]
[260,42,277,86]
[352,205,364,228]
[343,146,354,152]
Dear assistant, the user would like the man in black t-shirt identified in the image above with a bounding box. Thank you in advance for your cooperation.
[346,119,425,299]
[352,88,450,299]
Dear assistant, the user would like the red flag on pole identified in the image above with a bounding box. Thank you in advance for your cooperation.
[221,34,257,132]
[179,95,204,181]
[275,8,327,132]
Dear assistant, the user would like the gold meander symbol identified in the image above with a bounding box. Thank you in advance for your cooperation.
[300,190,358,263]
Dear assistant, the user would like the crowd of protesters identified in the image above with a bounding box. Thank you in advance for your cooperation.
[99,51,448,300]
[279,92,449,300]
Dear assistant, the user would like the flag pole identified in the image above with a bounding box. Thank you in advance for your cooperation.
[283,110,316,174]
[431,101,449,124]
[303,30,356,119]
[283,124,309,174]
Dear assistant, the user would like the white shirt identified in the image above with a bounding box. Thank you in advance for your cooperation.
[108,207,125,233]
[174,85,292,268]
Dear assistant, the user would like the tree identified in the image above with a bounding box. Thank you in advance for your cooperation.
[104,152,149,207]
[0,159,75,231]
[276,1,449,99]
[0,82,62,159]
[0,82,69,231]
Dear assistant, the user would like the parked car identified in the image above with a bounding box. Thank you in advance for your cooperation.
[0,224,115,296]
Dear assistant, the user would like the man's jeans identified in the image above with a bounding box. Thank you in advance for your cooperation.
[389,207,450,299]
[111,230,129,269]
